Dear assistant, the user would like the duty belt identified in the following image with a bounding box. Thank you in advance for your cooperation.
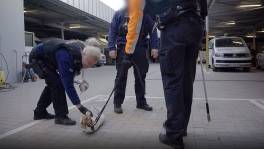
[152,4,197,31]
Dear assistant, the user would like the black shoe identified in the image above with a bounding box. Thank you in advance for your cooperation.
[159,133,184,149]
[114,104,123,114]
[136,104,153,111]
[55,116,76,125]
[183,131,187,137]
[34,110,55,120]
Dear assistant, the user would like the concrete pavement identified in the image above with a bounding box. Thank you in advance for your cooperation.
[0,64,264,149]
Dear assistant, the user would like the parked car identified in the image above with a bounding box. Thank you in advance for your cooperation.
[209,37,252,72]
[95,53,107,67]
[256,51,264,70]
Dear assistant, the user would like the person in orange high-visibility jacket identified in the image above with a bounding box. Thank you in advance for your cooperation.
[108,4,159,114]
[125,0,207,148]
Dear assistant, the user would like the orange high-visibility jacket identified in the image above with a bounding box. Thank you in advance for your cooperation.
[125,0,146,54]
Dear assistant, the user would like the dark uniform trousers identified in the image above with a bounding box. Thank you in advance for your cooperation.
[114,46,149,106]
[159,13,203,139]
[35,69,69,117]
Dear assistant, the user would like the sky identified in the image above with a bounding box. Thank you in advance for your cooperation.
[100,0,125,11]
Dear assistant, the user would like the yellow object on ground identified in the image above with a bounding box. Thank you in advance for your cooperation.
[0,70,6,86]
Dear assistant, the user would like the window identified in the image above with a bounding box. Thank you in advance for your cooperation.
[215,38,246,47]
[25,32,33,47]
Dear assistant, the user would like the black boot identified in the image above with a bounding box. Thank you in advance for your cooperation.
[114,104,123,114]
[137,104,153,111]
[55,115,76,125]
[183,131,187,137]
[159,133,184,149]
[34,110,55,120]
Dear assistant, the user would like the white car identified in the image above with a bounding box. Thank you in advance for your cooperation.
[256,51,264,70]
[209,37,252,72]
[96,53,106,67]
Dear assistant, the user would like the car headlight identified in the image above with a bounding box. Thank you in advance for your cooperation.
[214,53,224,57]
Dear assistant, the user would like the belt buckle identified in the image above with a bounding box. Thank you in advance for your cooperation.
[176,5,183,10]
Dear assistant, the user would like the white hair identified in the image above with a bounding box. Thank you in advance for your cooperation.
[85,38,101,48]
[66,39,85,45]
[83,38,102,61]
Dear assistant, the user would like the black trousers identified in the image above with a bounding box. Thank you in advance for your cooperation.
[35,70,69,117]
[159,14,203,139]
[114,50,149,106]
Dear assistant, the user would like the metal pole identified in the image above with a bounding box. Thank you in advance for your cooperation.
[205,16,209,70]
[61,22,65,40]
[253,30,256,51]
[199,52,211,122]
[206,0,215,70]
[13,50,18,83]
[61,28,65,40]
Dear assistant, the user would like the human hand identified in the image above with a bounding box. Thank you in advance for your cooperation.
[77,104,92,116]
[109,50,117,59]
[151,49,159,59]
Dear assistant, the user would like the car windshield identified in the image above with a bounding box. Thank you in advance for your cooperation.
[215,38,245,47]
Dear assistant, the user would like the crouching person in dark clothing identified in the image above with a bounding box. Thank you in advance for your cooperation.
[29,38,101,125]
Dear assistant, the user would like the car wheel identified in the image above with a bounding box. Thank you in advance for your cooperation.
[213,67,219,72]
[243,68,250,72]
[256,61,260,69]
[212,58,217,72]
[95,63,102,67]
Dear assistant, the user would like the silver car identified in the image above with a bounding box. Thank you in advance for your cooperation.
[256,51,264,70]
[95,53,107,67]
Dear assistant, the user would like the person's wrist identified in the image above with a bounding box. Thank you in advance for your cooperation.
[125,51,133,56]
[110,50,116,54]
[109,48,116,52]
[124,54,133,61]
[78,105,88,115]
[76,104,82,108]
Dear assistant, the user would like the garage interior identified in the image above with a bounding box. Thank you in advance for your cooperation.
[0,0,264,149]
[24,0,110,40]
[24,0,264,52]
[208,0,264,51]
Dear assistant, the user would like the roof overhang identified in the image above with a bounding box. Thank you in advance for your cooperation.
[24,0,110,39]
[208,0,264,38]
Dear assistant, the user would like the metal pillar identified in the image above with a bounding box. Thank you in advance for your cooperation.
[0,0,25,83]
[205,16,209,70]
[61,22,65,40]
[206,0,215,70]
[253,30,256,51]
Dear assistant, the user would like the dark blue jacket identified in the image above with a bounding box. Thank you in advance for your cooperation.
[145,0,208,20]
[36,44,80,105]
[108,9,159,54]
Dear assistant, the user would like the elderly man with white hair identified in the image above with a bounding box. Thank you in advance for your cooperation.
[29,38,101,125]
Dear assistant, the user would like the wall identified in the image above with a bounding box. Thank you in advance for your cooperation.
[0,0,25,83]
[59,0,115,22]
